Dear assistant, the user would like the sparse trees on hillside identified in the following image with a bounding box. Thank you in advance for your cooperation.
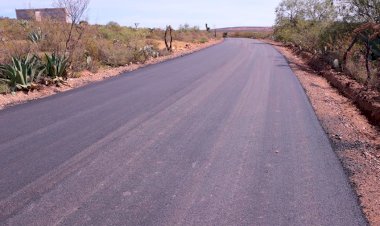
[304,0,336,21]
[179,23,190,31]
[107,21,120,28]
[275,0,305,27]
[336,0,380,22]
[275,0,380,88]
[275,0,336,26]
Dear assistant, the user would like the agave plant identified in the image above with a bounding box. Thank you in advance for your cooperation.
[44,53,69,84]
[28,29,44,44]
[0,54,44,92]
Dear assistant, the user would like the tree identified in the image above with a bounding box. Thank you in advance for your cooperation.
[178,23,190,32]
[275,0,380,87]
[275,0,338,52]
[55,0,90,54]
[336,0,380,86]
[336,0,380,22]
[107,21,120,27]
[275,0,305,27]
[275,0,335,26]
[342,22,380,85]
[56,0,89,24]
[304,0,336,21]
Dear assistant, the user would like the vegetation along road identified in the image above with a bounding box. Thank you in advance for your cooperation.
[0,38,367,225]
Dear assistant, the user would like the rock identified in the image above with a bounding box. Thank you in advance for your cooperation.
[333,59,340,69]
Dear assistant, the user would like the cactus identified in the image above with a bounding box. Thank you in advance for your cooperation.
[164,25,173,52]
[142,45,159,58]
[205,23,210,32]
[28,28,44,44]
[0,54,44,91]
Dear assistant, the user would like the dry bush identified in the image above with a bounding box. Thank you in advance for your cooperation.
[0,81,10,94]
[158,48,171,57]
[145,39,160,50]
[345,48,380,87]
[0,19,219,81]
[229,31,273,39]
[0,19,33,63]
[199,37,208,43]
[37,21,67,54]
[0,19,30,41]
[95,40,134,66]
[146,28,164,40]
[2,41,33,62]
[69,42,88,72]
[173,28,215,43]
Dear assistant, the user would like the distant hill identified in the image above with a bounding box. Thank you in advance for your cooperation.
[216,26,273,32]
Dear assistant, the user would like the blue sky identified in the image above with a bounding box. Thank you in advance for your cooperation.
[0,0,280,28]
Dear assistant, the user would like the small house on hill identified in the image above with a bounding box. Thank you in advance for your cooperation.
[16,8,68,22]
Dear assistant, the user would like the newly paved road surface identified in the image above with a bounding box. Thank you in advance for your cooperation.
[0,39,366,225]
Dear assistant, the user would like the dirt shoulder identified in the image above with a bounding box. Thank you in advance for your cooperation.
[0,39,223,110]
[263,39,380,225]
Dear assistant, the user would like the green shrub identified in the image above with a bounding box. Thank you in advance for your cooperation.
[230,31,273,39]
[274,0,380,89]
[199,37,208,43]
[98,41,135,66]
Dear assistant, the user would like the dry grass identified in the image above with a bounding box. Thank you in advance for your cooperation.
[0,18,219,93]
[0,82,10,94]
[228,31,273,39]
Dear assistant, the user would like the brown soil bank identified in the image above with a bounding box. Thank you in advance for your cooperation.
[263,39,379,225]
[286,43,379,127]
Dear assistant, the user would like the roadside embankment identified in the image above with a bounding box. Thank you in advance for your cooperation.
[0,39,222,110]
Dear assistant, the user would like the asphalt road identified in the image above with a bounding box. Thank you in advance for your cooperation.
[0,39,366,225]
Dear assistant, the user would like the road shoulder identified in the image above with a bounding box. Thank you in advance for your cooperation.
[263,39,380,225]
[0,39,223,110]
